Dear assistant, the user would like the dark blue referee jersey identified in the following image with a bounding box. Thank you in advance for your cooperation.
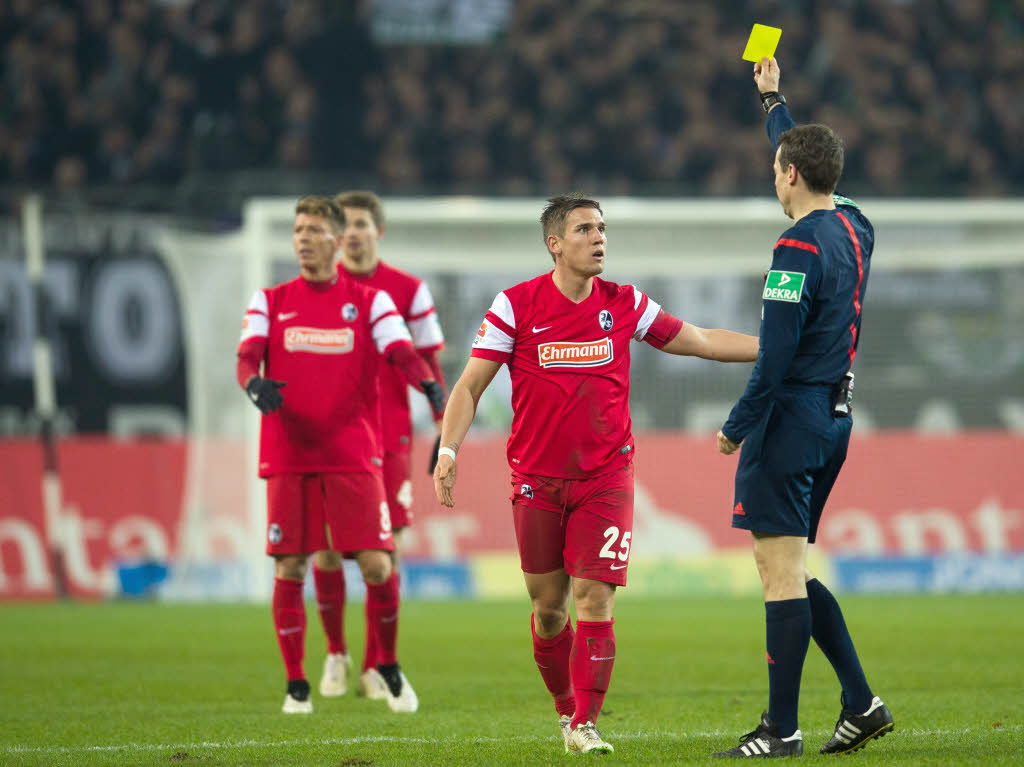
[722,105,874,445]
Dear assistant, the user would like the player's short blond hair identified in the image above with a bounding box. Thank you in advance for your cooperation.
[334,190,384,231]
[295,195,343,232]
[541,193,603,262]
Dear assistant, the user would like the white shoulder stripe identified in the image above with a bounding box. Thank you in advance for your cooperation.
[370,289,400,324]
[473,319,513,354]
[408,313,445,348]
[240,290,269,343]
[489,291,515,329]
[409,281,436,316]
[372,314,412,354]
[633,293,661,341]
[631,285,643,310]
[247,289,269,316]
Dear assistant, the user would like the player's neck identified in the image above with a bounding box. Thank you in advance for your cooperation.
[551,268,594,303]
[300,264,336,283]
[790,192,835,223]
[340,252,379,275]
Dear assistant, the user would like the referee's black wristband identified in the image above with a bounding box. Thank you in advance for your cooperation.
[760,91,786,113]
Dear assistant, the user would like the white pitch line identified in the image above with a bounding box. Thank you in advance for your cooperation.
[4,726,1021,756]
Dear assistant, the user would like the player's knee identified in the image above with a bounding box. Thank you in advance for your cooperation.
[573,580,615,622]
[314,549,342,570]
[359,552,392,585]
[533,604,569,635]
[274,555,308,581]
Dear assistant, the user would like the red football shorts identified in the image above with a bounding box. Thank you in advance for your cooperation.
[265,472,394,556]
[382,451,414,529]
[510,463,634,586]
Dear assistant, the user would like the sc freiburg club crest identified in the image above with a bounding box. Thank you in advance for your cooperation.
[599,309,614,331]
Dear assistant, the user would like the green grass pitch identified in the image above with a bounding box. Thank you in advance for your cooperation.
[2,593,1022,766]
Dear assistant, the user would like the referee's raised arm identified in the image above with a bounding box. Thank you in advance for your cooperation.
[755,57,796,149]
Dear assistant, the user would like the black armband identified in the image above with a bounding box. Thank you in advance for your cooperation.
[760,91,786,114]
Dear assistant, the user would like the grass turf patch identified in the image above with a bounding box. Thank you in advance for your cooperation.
[2,594,1022,765]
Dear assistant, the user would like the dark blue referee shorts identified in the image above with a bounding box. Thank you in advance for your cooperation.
[731,384,853,543]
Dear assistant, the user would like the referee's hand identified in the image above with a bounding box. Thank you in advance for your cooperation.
[754,56,781,94]
[717,430,741,455]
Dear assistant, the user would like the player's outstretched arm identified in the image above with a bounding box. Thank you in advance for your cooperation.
[659,323,759,362]
[433,356,501,508]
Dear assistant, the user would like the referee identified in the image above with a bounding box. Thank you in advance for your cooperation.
[712,58,894,758]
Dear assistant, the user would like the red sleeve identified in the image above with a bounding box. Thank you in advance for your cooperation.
[236,339,266,388]
[418,348,447,397]
[384,339,442,407]
[643,309,685,349]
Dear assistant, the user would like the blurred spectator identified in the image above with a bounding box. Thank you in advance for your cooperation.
[0,0,1021,199]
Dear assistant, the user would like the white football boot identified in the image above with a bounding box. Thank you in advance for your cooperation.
[357,668,389,700]
[559,715,573,753]
[566,721,614,754]
[281,680,313,714]
[318,652,351,698]
[381,667,419,713]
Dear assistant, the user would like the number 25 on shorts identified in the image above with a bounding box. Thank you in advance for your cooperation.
[599,526,631,569]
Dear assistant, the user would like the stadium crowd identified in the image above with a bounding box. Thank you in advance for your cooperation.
[2,0,1021,197]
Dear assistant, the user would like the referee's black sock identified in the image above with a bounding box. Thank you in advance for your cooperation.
[806,578,874,713]
[765,597,811,739]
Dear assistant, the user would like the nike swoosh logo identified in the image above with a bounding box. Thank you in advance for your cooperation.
[380,614,398,623]
[532,325,552,333]
[590,655,615,661]
[278,626,303,636]
[379,531,392,540]
[278,311,298,321]
[610,563,627,570]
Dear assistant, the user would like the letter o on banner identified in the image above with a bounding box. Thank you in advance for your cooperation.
[87,260,180,384]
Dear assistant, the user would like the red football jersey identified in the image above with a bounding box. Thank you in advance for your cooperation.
[340,261,445,452]
[471,273,663,479]
[238,274,411,477]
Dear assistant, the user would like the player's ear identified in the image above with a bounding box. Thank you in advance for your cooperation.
[787,163,799,186]
[546,234,561,256]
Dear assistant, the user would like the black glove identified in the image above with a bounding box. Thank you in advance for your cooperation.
[428,434,442,475]
[245,377,286,415]
[420,380,445,418]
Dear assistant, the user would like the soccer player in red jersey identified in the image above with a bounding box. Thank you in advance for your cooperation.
[433,193,760,755]
[310,190,448,702]
[236,196,443,714]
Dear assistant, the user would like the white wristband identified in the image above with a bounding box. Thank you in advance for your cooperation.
[437,446,457,462]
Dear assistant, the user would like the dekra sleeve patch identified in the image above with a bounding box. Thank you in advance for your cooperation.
[763,270,806,302]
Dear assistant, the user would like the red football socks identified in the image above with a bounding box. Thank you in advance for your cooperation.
[362,593,379,671]
[312,566,346,655]
[531,613,576,717]
[272,577,306,681]
[570,619,616,729]
[365,572,400,666]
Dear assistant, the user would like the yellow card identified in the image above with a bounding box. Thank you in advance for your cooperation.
[741,23,782,62]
